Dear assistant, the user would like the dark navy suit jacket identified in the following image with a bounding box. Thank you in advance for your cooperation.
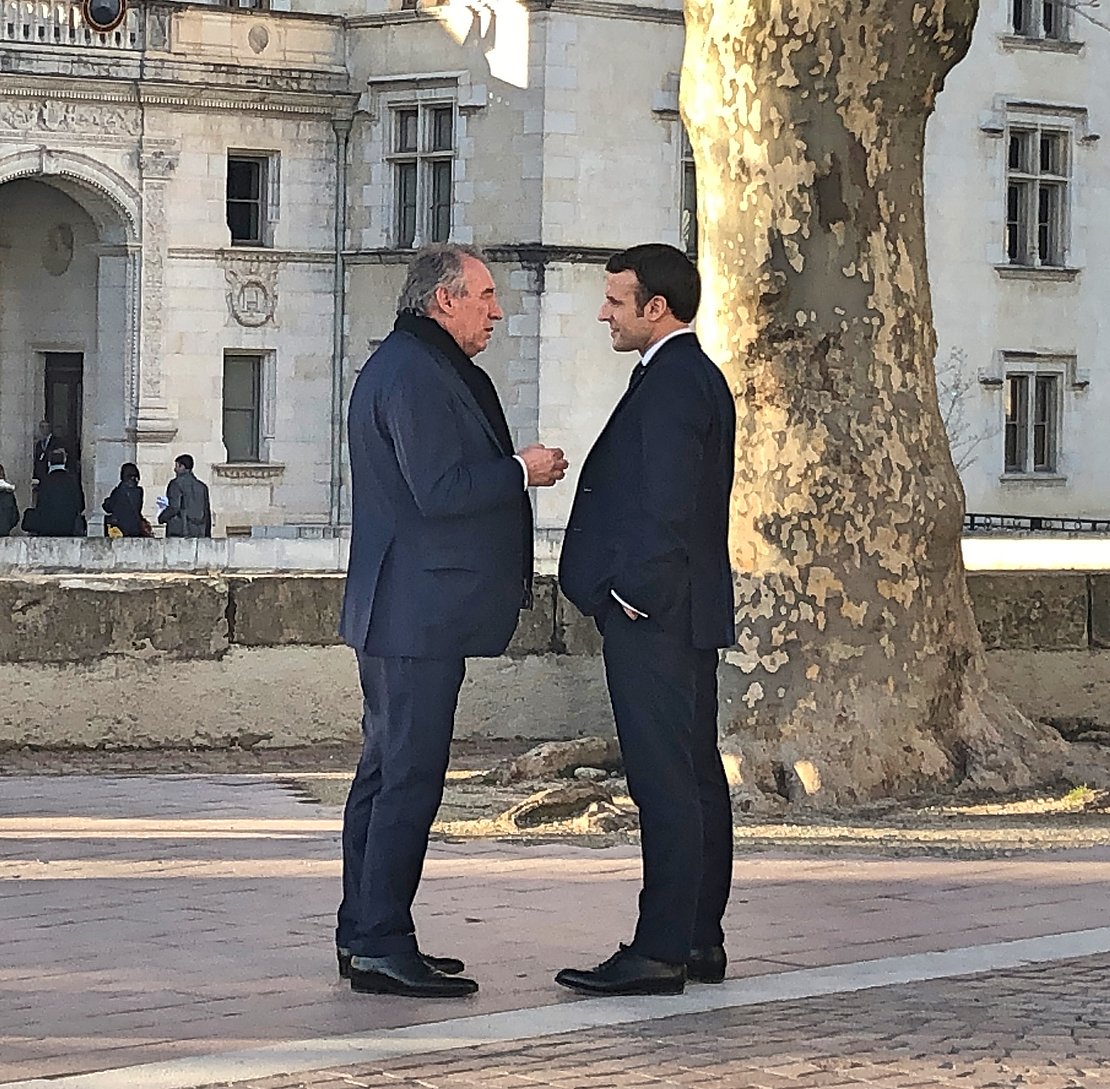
[339,329,529,659]
[559,333,736,650]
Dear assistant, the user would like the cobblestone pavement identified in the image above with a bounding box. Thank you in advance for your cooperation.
[2,774,1109,1088]
[209,954,1110,1089]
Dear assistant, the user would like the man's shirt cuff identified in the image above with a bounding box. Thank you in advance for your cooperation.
[512,454,528,489]
[611,589,647,618]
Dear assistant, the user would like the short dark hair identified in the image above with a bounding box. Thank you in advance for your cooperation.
[120,462,140,483]
[605,244,700,323]
[48,448,66,467]
[174,454,194,472]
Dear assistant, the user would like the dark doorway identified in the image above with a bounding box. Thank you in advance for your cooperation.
[44,352,83,465]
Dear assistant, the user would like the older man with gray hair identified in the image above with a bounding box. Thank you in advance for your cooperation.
[336,243,567,998]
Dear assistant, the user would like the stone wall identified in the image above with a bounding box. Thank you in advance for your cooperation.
[1,571,1108,750]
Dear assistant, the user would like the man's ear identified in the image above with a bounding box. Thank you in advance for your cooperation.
[644,295,670,321]
[432,285,455,316]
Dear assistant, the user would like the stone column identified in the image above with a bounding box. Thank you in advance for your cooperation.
[131,147,179,448]
[89,243,137,532]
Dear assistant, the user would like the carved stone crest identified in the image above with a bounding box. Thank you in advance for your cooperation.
[223,260,278,327]
[140,148,180,179]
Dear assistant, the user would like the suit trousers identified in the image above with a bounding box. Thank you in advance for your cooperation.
[336,651,465,957]
[601,606,733,964]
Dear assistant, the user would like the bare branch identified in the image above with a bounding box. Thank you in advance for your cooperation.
[936,347,997,472]
[1060,0,1110,34]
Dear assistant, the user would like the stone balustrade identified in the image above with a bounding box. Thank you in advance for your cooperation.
[0,0,142,49]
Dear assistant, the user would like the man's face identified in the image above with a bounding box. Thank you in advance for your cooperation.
[174,461,186,475]
[434,256,504,358]
[35,422,50,441]
[598,270,654,353]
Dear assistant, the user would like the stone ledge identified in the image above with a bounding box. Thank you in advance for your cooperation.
[966,572,1088,651]
[212,462,286,481]
[0,570,1099,664]
[0,574,229,663]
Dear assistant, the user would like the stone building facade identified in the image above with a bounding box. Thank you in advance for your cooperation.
[926,0,1110,521]
[0,0,1106,536]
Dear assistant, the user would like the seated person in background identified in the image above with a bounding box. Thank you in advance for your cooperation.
[23,449,84,537]
[102,462,148,538]
[0,463,18,537]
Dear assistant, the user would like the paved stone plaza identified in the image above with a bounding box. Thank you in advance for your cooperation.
[1,774,1108,1089]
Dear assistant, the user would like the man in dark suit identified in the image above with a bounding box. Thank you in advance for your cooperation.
[557,244,736,996]
[23,448,85,536]
[337,244,567,998]
[31,420,64,491]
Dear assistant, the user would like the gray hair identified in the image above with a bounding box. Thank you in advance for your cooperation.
[396,243,486,315]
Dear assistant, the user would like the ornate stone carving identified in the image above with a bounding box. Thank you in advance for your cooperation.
[146,4,171,50]
[139,182,168,401]
[132,143,182,442]
[212,462,285,481]
[140,148,179,179]
[223,259,278,327]
[43,223,75,276]
[0,99,141,137]
[247,24,269,53]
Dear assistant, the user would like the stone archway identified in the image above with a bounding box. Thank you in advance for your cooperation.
[0,150,141,528]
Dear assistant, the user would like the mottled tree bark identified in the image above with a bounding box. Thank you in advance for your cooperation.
[681,0,1065,804]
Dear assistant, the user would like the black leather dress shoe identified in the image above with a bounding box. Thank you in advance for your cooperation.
[686,944,727,984]
[348,952,478,997]
[555,946,685,996]
[337,947,465,979]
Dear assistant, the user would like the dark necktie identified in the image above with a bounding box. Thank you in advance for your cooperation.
[627,363,647,392]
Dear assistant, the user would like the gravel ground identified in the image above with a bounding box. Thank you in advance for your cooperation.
[4,740,1108,859]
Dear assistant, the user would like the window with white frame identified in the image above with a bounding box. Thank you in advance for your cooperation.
[1010,0,1068,40]
[223,353,264,462]
[388,103,455,249]
[1005,125,1069,267]
[1004,370,1061,474]
[680,128,697,258]
[227,153,278,247]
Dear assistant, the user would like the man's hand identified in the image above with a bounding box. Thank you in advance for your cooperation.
[621,605,640,620]
[518,443,568,487]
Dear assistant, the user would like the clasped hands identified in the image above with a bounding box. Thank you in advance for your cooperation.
[518,443,568,487]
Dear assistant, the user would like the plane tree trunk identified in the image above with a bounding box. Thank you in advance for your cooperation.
[680,0,1067,804]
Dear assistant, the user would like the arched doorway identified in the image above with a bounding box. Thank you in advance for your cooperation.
[0,157,138,530]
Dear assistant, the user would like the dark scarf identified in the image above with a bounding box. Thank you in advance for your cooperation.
[393,310,534,607]
[394,311,513,455]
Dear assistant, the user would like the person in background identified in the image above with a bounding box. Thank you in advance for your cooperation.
[31,420,63,492]
[0,463,19,537]
[102,463,148,538]
[158,454,211,538]
[23,448,85,536]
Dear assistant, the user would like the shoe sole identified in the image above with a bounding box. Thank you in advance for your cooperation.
[350,976,478,998]
[687,972,725,984]
[554,977,685,997]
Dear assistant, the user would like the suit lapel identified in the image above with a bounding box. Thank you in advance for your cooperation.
[591,334,700,450]
[412,336,506,453]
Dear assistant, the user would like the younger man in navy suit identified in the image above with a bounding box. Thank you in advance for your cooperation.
[558,244,736,996]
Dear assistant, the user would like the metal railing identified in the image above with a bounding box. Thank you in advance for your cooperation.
[0,0,142,50]
[964,512,1110,534]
